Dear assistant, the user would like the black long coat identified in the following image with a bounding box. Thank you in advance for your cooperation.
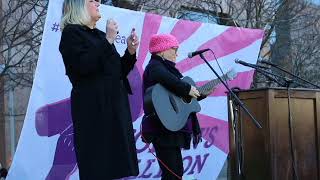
[59,24,139,179]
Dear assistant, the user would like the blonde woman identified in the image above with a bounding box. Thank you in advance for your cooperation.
[59,0,139,179]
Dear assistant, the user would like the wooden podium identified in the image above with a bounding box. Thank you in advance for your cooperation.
[228,88,320,180]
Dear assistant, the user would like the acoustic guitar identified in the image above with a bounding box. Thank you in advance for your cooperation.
[143,69,237,131]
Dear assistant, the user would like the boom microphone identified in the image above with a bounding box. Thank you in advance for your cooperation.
[235,59,269,69]
[188,49,210,58]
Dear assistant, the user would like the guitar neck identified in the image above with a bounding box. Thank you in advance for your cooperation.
[198,75,228,94]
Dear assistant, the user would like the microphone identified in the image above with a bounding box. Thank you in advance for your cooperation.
[235,59,248,65]
[188,49,210,58]
[235,59,269,69]
[259,60,278,67]
[235,59,289,86]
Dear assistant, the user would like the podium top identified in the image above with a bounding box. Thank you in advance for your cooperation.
[232,87,320,93]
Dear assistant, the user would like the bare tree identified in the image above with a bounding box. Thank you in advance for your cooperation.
[193,0,320,87]
[286,2,320,87]
[0,0,48,93]
[108,0,320,88]
[0,0,48,165]
[0,0,315,92]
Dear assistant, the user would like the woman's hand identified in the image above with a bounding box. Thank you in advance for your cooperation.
[106,18,118,44]
[189,85,200,98]
[127,28,139,55]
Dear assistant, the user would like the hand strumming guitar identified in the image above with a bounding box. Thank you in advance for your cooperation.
[189,85,200,98]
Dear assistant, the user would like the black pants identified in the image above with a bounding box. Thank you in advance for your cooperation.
[154,144,183,180]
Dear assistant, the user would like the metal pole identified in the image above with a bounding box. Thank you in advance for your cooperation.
[7,46,16,158]
[9,86,16,156]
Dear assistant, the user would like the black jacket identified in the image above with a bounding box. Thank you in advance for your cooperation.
[142,55,202,149]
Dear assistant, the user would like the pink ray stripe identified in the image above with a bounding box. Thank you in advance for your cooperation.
[170,19,202,44]
[210,70,254,96]
[198,113,229,153]
[177,28,264,73]
[136,13,162,73]
[195,70,254,97]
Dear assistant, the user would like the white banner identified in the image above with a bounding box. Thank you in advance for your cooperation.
[7,0,264,179]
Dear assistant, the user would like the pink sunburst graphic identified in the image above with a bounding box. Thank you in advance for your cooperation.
[128,13,264,156]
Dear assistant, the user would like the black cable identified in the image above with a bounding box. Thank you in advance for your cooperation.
[232,95,243,177]
[210,50,230,87]
[287,87,299,180]
[140,121,183,180]
[228,89,246,179]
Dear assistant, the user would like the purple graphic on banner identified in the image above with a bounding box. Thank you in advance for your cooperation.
[51,22,60,32]
[35,81,142,179]
[128,66,143,121]
[35,99,77,180]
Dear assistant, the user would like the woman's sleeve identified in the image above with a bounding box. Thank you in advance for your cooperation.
[121,48,137,77]
[59,27,104,76]
[197,94,207,101]
[148,64,191,97]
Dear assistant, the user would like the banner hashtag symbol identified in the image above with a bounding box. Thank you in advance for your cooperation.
[51,22,60,32]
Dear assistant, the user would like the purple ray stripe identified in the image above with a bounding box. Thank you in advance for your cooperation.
[176,28,264,73]
[170,19,202,44]
[195,70,255,97]
[136,13,162,73]
[35,98,72,137]
[65,165,78,180]
[128,67,144,121]
[198,113,229,154]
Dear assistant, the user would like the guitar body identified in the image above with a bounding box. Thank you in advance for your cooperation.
[144,76,201,131]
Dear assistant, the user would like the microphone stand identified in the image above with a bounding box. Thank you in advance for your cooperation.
[199,54,262,128]
[262,61,320,89]
[250,64,288,87]
[241,61,308,88]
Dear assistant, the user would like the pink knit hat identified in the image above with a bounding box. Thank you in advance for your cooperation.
[149,34,179,53]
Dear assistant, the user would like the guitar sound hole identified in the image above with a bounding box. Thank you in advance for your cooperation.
[169,95,179,113]
[182,97,192,104]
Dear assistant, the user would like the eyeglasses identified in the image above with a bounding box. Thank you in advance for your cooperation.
[171,48,178,54]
